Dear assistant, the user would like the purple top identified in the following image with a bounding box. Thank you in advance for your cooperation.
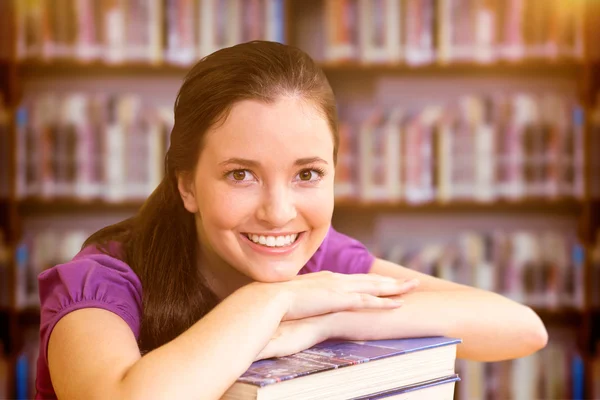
[35,226,375,399]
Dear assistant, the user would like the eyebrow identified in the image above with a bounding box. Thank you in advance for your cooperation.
[219,157,328,167]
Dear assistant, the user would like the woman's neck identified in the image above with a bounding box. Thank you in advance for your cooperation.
[198,243,252,300]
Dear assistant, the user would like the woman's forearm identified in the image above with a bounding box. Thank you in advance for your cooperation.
[325,289,548,362]
[119,284,289,400]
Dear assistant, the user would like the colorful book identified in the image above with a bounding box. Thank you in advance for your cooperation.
[222,336,461,400]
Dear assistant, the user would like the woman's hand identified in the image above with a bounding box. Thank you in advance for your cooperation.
[254,314,333,360]
[250,271,420,321]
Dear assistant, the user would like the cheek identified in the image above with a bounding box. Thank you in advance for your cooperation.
[296,187,335,225]
[199,185,258,230]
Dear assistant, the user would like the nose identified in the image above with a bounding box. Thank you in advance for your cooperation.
[256,185,297,228]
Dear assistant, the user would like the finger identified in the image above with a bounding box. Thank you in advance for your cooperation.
[344,292,405,310]
[337,278,420,297]
[397,278,420,292]
[284,290,404,321]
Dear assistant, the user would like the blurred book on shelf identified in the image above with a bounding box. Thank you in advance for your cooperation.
[0,95,9,199]
[335,93,585,204]
[14,90,588,205]
[15,92,173,202]
[14,229,89,310]
[13,226,595,313]
[591,93,600,200]
[323,0,584,65]
[13,327,38,400]
[457,328,585,399]
[377,229,586,310]
[0,231,10,308]
[592,230,600,309]
[14,0,285,64]
[9,226,598,399]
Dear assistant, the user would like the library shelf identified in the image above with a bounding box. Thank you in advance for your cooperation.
[15,307,40,326]
[318,60,584,76]
[17,198,145,215]
[333,199,583,214]
[532,307,585,326]
[17,198,584,216]
[17,60,584,78]
[18,60,188,78]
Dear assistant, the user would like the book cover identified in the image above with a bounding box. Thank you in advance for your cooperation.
[237,336,461,387]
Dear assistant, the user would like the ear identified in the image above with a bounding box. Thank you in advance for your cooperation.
[177,172,199,213]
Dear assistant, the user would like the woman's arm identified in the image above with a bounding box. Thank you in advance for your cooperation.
[48,272,414,400]
[49,284,290,400]
[326,258,548,362]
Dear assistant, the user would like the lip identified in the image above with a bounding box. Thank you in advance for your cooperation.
[240,232,304,255]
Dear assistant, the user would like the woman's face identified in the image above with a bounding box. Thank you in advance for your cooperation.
[179,96,335,282]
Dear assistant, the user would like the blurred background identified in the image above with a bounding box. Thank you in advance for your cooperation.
[0,0,599,398]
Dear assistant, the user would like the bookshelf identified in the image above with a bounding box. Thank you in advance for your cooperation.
[16,198,584,216]
[1,0,599,399]
[17,59,585,77]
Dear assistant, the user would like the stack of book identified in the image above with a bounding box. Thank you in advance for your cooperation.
[223,337,461,400]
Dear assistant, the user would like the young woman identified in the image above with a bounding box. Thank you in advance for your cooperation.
[37,41,548,399]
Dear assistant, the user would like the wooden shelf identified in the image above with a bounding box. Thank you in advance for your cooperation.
[533,307,585,326]
[16,59,584,78]
[16,198,583,215]
[319,60,584,76]
[15,307,40,326]
[18,198,144,215]
[333,199,583,214]
[19,60,189,77]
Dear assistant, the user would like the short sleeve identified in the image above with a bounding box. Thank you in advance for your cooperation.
[38,250,143,364]
[300,226,376,275]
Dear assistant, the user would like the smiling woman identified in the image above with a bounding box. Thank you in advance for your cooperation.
[35,41,547,400]
[179,97,336,287]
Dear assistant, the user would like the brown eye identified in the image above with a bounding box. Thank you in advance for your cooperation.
[299,170,313,181]
[232,170,247,181]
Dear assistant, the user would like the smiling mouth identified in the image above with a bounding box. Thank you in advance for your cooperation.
[242,232,302,248]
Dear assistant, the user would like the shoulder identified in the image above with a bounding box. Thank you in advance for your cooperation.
[38,243,143,362]
[300,226,375,275]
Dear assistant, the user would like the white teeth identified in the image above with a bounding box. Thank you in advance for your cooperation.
[246,233,300,247]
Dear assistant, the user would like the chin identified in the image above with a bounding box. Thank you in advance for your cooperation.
[247,261,303,283]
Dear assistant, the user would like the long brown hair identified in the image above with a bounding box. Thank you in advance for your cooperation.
[83,41,340,353]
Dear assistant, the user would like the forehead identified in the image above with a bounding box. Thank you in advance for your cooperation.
[202,97,334,164]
